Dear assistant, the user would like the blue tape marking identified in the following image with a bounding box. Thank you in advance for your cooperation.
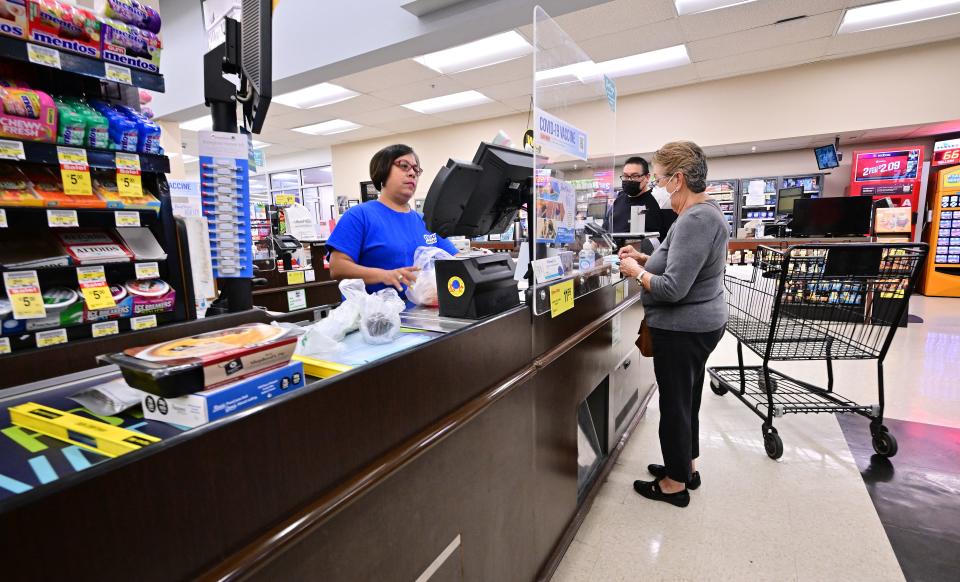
[28,456,58,485]
[0,473,32,494]
[62,446,95,471]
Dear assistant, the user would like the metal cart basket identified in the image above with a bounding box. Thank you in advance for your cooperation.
[707,243,928,459]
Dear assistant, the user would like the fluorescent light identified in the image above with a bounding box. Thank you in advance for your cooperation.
[402,90,492,114]
[839,0,960,34]
[414,31,533,74]
[181,154,198,164]
[535,60,599,85]
[598,45,690,79]
[675,0,758,16]
[292,119,362,135]
[273,82,359,109]
[250,139,272,149]
[179,116,212,131]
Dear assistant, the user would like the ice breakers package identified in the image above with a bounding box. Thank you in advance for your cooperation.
[100,323,298,398]
[101,17,161,74]
[141,361,305,428]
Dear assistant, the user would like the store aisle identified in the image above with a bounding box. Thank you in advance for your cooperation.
[553,333,906,582]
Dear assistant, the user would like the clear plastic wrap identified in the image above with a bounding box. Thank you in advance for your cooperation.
[360,289,406,345]
[296,279,367,356]
[406,246,454,306]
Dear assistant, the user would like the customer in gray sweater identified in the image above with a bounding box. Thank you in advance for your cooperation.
[620,141,728,508]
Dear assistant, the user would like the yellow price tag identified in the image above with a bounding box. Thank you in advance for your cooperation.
[0,337,10,355]
[77,266,116,311]
[3,271,46,319]
[275,194,296,206]
[0,139,25,160]
[36,329,68,348]
[92,321,120,338]
[0,208,7,228]
[549,279,575,318]
[47,209,79,227]
[104,63,133,85]
[116,171,143,197]
[62,167,93,196]
[131,315,157,330]
[26,44,61,69]
[115,211,141,227]
[135,262,160,280]
[57,147,88,166]
[286,270,306,285]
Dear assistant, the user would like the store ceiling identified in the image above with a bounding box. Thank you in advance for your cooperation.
[172,0,960,162]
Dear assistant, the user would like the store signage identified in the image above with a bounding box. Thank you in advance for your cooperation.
[3,270,45,319]
[131,314,157,330]
[77,266,116,310]
[35,328,67,348]
[47,209,79,227]
[0,139,25,160]
[57,146,93,196]
[854,149,920,183]
[534,107,588,161]
[116,152,143,196]
[104,63,133,85]
[114,211,140,227]
[92,321,120,338]
[26,43,61,69]
[933,139,960,167]
[286,270,306,285]
[287,289,307,311]
[549,279,575,318]
[604,75,617,112]
[135,262,160,280]
[274,193,296,206]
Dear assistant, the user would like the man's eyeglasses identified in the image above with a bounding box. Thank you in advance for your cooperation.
[394,160,423,177]
[620,173,647,182]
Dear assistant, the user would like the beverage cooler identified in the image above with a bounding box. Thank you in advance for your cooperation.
[848,146,925,239]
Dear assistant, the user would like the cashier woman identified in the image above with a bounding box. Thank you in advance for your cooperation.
[327,144,458,295]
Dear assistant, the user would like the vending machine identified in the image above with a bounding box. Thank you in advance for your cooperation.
[849,146,925,239]
[919,142,960,297]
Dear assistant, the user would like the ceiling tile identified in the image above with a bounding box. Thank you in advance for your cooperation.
[827,13,960,57]
[686,11,842,62]
[476,77,533,101]
[333,60,438,94]
[537,0,677,42]
[695,37,830,80]
[330,126,393,143]
[432,101,518,123]
[349,106,424,126]
[578,18,685,63]
[449,55,533,88]
[678,0,852,42]
[369,75,471,105]
[267,95,395,129]
[612,63,700,96]
[373,115,451,133]
[501,95,534,112]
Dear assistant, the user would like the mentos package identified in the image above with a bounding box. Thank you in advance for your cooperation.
[27,0,101,58]
[101,17,161,74]
[0,83,57,142]
[0,0,28,39]
[98,0,159,33]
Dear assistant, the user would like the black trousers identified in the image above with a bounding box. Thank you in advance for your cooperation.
[650,325,725,483]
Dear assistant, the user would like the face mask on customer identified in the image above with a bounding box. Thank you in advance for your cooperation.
[652,185,671,208]
[622,180,643,196]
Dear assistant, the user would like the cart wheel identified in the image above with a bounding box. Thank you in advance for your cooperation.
[710,379,727,396]
[763,431,784,460]
[872,430,898,458]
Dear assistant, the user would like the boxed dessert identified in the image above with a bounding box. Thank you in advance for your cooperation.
[100,323,298,397]
[27,0,101,58]
[141,361,305,428]
[101,17,161,74]
[0,0,28,39]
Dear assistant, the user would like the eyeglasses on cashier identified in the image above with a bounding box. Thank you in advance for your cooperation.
[394,160,423,177]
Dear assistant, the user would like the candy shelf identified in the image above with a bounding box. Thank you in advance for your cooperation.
[0,206,160,229]
[2,140,170,173]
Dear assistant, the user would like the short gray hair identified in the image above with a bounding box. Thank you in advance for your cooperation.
[652,141,708,193]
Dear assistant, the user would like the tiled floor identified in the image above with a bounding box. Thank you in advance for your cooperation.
[554,296,960,581]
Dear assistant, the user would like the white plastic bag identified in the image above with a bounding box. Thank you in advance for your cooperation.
[407,246,453,306]
[296,279,367,356]
[360,288,406,344]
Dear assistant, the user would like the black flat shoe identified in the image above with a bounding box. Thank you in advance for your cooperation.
[633,479,690,508]
[647,464,701,490]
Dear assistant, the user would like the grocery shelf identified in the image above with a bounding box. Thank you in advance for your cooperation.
[7,140,171,173]
[0,35,165,92]
[0,206,160,229]
[0,312,177,353]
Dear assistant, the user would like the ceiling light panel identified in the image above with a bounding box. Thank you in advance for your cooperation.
[598,45,690,79]
[414,31,533,75]
[292,119,362,135]
[402,90,493,114]
[273,82,360,109]
[839,0,960,34]
[675,0,758,16]
[179,116,212,131]
[250,140,271,149]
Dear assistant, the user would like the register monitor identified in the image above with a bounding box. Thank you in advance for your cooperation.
[777,187,804,215]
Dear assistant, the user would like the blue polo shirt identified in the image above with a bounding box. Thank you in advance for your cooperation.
[326,200,458,295]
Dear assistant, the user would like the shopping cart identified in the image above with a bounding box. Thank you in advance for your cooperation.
[707,243,928,459]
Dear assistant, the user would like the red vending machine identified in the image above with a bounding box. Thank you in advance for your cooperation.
[849,146,925,239]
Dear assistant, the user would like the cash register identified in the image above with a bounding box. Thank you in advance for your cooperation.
[423,142,533,319]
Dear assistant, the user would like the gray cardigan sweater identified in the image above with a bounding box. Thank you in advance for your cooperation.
[641,199,728,333]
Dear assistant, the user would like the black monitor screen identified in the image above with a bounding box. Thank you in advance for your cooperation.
[815,144,840,170]
[587,202,607,219]
[777,187,804,214]
[791,196,873,237]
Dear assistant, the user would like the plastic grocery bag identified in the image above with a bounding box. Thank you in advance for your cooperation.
[360,288,406,345]
[407,246,454,306]
[296,279,367,355]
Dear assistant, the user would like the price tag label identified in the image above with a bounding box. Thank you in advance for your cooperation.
[286,270,306,285]
[0,208,7,228]
[135,262,160,280]
[77,266,116,311]
[115,152,143,197]
[3,271,46,319]
[131,314,157,330]
[0,337,10,355]
[47,209,79,228]
[0,139,25,160]
[27,43,61,69]
[36,329,68,348]
[104,63,133,85]
[115,211,141,227]
[287,289,307,311]
[275,194,296,206]
[549,279,575,318]
[57,146,92,196]
[92,321,120,338]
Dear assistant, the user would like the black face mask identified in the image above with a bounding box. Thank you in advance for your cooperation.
[622,180,643,196]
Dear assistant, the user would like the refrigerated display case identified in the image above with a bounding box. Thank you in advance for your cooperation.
[780,174,824,197]
[919,163,960,296]
[739,177,778,232]
[705,179,738,234]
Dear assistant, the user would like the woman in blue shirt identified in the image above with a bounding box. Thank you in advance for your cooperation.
[327,144,458,295]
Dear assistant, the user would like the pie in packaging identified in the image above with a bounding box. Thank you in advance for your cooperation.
[99,323,298,397]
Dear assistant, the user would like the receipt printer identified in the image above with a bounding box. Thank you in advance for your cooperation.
[435,255,520,319]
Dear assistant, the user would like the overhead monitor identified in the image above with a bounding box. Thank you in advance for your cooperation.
[239,0,272,133]
[424,142,534,238]
[776,187,804,214]
[814,144,840,170]
[791,197,873,237]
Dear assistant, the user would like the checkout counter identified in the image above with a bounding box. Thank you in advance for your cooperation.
[0,143,656,582]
